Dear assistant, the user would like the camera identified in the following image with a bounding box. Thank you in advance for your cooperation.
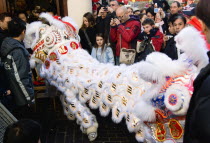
[166,35,173,40]
[102,4,108,11]
[154,8,159,13]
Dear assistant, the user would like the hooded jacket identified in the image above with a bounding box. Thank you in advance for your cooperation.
[110,17,141,57]
[0,37,34,106]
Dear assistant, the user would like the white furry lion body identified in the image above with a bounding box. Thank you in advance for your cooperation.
[25,13,208,142]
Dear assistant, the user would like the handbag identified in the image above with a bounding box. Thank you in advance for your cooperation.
[119,35,136,65]
[135,39,155,62]
[83,29,92,50]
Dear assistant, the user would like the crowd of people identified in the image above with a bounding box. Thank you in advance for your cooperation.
[1,0,210,142]
[82,0,203,65]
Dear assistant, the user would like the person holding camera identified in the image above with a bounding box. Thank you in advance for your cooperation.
[110,6,140,65]
[96,6,110,44]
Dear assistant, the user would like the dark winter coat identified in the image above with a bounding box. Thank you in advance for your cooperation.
[0,37,34,106]
[0,28,9,48]
[110,17,141,57]
[162,36,178,60]
[0,28,10,96]
[96,15,111,43]
[184,54,210,143]
[79,27,96,54]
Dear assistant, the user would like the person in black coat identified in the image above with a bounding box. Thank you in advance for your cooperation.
[95,6,110,44]
[184,0,210,142]
[162,14,186,60]
[79,12,96,54]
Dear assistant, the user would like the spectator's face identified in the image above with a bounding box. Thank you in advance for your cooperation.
[147,12,154,20]
[0,16,12,30]
[188,0,194,4]
[140,15,147,23]
[18,13,27,23]
[143,24,153,34]
[173,18,185,34]
[93,11,97,19]
[127,8,133,15]
[134,11,140,15]
[101,12,107,19]
[141,10,146,14]
[170,3,180,15]
[109,1,119,11]
[116,11,129,23]
[96,4,101,8]
[96,36,104,46]
[155,13,162,23]
[83,17,89,27]
[168,22,175,34]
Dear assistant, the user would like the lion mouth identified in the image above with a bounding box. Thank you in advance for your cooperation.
[35,51,47,62]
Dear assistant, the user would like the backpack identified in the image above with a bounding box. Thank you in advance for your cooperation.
[135,39,155,62]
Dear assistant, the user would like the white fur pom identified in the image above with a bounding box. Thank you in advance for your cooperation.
[133,100,156,122]
[24,21,43,49]
[29,58,36,69]
[89,95,99,109]
[66,112,76,121]
[99,102,110,117]
[82,112,93,128]
[39,12,65,29]
[164,84,191,116]
[175,26,208,71]
[111,104,125,124]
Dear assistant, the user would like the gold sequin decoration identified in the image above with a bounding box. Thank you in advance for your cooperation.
[77,111,81,117]
[111,83,116,92]
[98,81,103,88]
[127,86,132,95]
[95,91,100,98]
[92,96,97,104]
[84,88,88,94]
[70,69,74,74]
[102,103,107,110]
[83,118,89,124]
[116,72,121,79]
[122,97,128,106]
[126,114,130,122]
[116,108,120,117]
[107,94,112,103]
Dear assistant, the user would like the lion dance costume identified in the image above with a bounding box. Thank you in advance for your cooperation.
[25,13,208,142]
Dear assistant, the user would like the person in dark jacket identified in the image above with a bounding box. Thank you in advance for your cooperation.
[0,13,12,109]
[0,18,34,107]
[110,6,141,65]
[184,0,210,142]
[163,14,186,60]
[0,13,11,48]
[79,12,96,54]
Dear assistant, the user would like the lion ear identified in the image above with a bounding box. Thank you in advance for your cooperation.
[24,21,43,49]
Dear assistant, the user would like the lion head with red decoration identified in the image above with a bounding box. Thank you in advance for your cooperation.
[24,13,81,68]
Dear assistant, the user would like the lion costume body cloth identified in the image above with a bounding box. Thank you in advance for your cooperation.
[25,13,209,143]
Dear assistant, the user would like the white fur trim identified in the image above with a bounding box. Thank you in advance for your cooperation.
[176,26,208,71]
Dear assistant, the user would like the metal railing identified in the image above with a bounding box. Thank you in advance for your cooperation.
[0,103,17,143]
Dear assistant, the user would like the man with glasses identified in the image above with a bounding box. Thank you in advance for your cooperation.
[107,0,120,14]
[110,6,140,65]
